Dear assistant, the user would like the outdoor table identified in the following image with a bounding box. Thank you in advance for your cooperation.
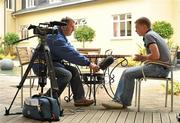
[81,54,131,104]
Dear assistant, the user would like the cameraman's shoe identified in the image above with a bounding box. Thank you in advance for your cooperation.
[74,98,94,107]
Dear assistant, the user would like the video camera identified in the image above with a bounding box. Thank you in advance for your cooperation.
[28,21,67,36]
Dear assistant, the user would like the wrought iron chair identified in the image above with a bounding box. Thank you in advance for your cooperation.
[63,48,113,104]
[16,46,38,107]
[64,48,102,103]
[78,48,113,105]
[135,46,179,112]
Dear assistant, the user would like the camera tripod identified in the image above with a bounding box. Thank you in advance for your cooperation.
[4,35,59,115]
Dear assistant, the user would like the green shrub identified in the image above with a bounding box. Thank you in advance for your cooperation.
[127,57,140,67]
[0,54,16,60]
[4,32,19,55]
[161,81,180,95]
[0,46,4,54]
[152,21,175,49]
[74,25,95,48]
[152,21,174,40]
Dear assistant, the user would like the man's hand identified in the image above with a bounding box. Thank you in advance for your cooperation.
[133,54,146,62]
[89,63,100,73]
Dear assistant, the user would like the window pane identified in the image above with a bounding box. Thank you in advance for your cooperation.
[37,0,48,5]
[113,22,118,37]
[127,21,131,36]
[9,0,12,9]
[112,13,132,38]
[120,22,125,36]
[127,14,131,19]
[6,0,8,8]
[22,0,26,9]
[120,14,125,20]
[113,16,118,21]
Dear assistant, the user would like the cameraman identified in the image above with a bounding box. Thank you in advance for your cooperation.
[33,17,99,106]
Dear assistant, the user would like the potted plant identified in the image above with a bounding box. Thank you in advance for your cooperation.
[74,25,95,48]
[0,32,19,70]
[4,32,19,56]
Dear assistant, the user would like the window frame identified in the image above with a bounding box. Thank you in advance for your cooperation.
[6,0,13,10]
[26,0,35,8]
[49,0,62,4]
[112,13,132,40]
[20,25,29,39]
[74,18,87,28]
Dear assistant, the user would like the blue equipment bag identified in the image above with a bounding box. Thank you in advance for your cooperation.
[22,95,60,121]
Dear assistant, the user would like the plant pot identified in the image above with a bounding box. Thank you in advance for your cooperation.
[0,59,14,70]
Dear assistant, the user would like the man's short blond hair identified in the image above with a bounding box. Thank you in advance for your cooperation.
[135,17,151,28]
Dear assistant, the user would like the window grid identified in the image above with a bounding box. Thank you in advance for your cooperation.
[26,0,35,8]
[6,0,13,10]
[112,13,132,39]
[20,25,29,39]
[49,0,62,3]
[74,18,87,28]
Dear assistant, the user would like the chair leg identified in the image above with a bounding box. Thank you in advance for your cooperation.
[89,85,92,99]
[68,84,71,102]
[93,84,96,105]
[138,79,141,112]
[135,79,138,107]
[30,78,32,97]
[171,72,174,112]
[21,87,23,107]
[64,84,72,102]
[31,78,35,88]
[165,79,168,107]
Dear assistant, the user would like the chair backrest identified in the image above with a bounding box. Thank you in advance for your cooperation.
[105,49,113,55]
[16,46,31,66]
[77,48,101,64]
[77,48,101,55]
[170,46,179,66]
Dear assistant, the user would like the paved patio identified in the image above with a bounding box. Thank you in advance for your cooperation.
[0,66,180,123]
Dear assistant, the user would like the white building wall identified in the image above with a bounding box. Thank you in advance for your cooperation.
[15,0,178,54]
[0,1,4,42]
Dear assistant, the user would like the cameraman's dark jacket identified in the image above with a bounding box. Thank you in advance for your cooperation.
[46,31,90,67]
[34,31,90,69]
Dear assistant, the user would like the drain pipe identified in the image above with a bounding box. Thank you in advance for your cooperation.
[4,0,6,38]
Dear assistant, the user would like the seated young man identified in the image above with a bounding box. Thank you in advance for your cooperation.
[102,17,170,109]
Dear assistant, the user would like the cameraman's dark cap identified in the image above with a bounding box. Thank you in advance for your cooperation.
[60,17,75,24]
[49,21,67,26]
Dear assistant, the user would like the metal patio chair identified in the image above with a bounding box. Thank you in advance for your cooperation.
[135,46,179,112]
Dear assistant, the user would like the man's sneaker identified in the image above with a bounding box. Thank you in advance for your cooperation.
[102,100,123,109]
[74,98,94,107]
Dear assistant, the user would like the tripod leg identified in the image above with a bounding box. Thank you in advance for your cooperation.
[44,47,59,93]
[43,46,64,115]
[5,49,39,115]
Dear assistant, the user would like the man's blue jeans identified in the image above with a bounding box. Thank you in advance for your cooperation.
[32,63,85,101]
[113,64,170,106]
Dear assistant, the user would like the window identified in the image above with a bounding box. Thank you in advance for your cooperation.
[112,13,132,39]
[6,0,13,10]
[20,25,29,39]
[74,18,87,28]
[49,0,62,3]
[37,0,49,5]
[26,0,35,8]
